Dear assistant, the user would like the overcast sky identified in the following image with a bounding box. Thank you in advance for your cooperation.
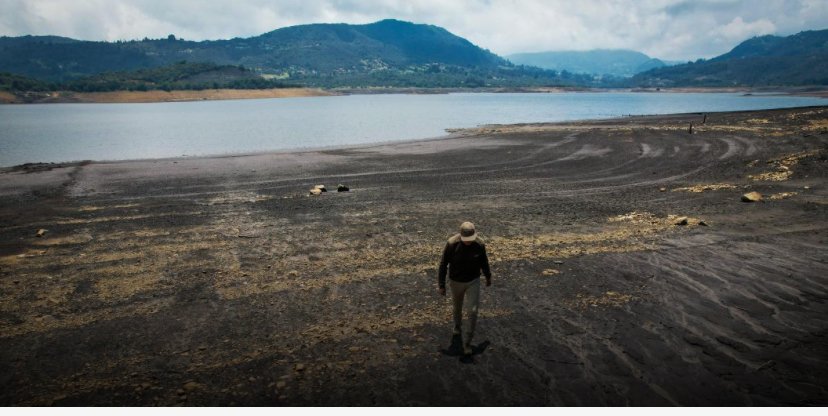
[1,0,826,61]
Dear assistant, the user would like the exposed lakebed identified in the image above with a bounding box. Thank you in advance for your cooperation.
[1,107,826,405]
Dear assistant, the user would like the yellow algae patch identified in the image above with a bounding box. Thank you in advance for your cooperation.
[749,150,820,182]
[672,183,738,193]
[805,118,828,131]
[215,212,696,299]
[204,192,272,206]
[0,249,48,265]
[569,291,636,309]
[131,230,171,238]
[92,225,216,241]
[78,203,139,212]
[0,297,171,339]
[217,212,689,299]
[768,192,798,201]
[786,110,821,119]
[542,269,560,276]
[42,211,205,226]
[0,229,229,336]
[95,273,161,301]
[1,274,76,319]
[490,212,697,264]
[213,240,438,299]
[0,207,700,338]
[745,118,771,124]
[750,170,792,181]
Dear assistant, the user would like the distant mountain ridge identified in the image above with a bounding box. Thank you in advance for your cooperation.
[633,29,828,86]
[3,21,825,88]
[0,20,506,83]
[506,49,674,77]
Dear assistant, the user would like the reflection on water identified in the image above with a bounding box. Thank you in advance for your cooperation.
[0,92,824,166]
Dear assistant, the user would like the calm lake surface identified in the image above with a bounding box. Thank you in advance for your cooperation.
[0,92,824,167]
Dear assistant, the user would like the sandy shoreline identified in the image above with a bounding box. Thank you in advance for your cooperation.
[0,107,826,405]
[3,86,827,104]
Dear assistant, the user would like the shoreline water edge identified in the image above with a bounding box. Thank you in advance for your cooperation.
[2,86,827,105]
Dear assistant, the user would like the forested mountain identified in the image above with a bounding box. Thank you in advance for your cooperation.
[4,20,824,89]
[0,19,595,88]
[4,18,506,80]
[632,29,828,87]
[507,49,673,77]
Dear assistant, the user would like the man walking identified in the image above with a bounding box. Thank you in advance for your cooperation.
[438,221,492,356]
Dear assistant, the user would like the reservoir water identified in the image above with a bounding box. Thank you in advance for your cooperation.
[0,92,824,167]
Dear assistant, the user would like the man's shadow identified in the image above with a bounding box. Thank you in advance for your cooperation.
[440,334,490,364]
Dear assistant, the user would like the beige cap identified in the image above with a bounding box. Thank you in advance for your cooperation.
[459,221,477,242]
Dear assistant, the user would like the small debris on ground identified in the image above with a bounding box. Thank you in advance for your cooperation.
[768,192,798,200]
[741,191,763,202]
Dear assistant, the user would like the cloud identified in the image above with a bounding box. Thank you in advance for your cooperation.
[718,16,776,40]
[0,0,826,60]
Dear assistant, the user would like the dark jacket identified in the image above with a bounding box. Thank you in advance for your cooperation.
[438,234,492,289]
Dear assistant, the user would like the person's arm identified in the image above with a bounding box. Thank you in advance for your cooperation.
[438,242,452,293]
[480,246,492,286]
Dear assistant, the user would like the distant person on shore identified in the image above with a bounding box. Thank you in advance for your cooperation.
[438,221,492,356]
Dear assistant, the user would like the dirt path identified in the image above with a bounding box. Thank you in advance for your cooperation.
[0,107,826,405]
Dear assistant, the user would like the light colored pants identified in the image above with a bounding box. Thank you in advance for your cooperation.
[449,278,480,346]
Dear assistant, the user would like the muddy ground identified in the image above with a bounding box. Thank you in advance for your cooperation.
[1,107,827,406]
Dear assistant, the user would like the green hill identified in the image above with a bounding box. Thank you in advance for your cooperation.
[1,62,294,93]
[0,20,596,88]
[632,29,828,87]
[0,72,54,91]
[62,61,295,92]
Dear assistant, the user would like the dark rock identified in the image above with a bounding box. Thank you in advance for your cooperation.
[337,184,350,192]
[183,381,201,392]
